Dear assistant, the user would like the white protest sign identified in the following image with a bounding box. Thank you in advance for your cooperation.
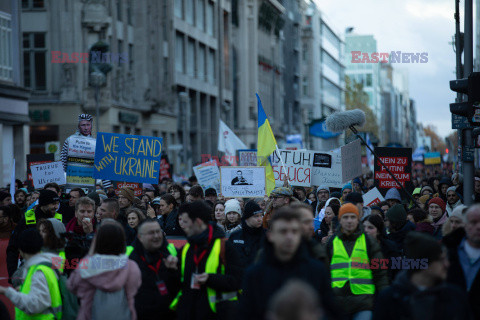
[220,167,265,198]
[272,150,313,187]
[238,150,257,167]
[193,160,221,192]
[67,135,96,159]
[311,151,343,187]
[341,139,362,183]
[31,161,66,188]
[363,187,385,207]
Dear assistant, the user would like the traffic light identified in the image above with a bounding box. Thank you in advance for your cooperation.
[88,41,112,86]
[450,72,480,124]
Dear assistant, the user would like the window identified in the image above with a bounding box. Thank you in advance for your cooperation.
[175,0,183,19]
[117,40,123,66]
[198,45,206,80]
[186,0,194,25]
[126,0,133,25]
[302,77,308,96]
[23,33,46,90]
[116,0,122,21]
[207,49,215,84]
[322,78,341,107]
[207,1,214,36]
[128,44,133,70]
[366,73,373,87]
[0,13,13,81]
[197,0,205,31]
[175,33,184,73]
[22,0,45,9]
[187,39,195,77]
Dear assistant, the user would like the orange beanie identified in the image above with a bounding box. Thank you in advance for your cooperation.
[338,203,360,219]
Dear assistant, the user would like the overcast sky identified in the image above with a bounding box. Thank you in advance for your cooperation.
[314,0,478,138]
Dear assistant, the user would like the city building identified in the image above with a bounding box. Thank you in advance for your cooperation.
[0,0,29,186]
[301,0,344,151]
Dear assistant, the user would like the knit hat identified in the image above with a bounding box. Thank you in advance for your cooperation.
[47,218,66,238]
[87,191,100,207]
[450,205,467,220]
[428,197,446,213]
[385,188,402,202]
[418,195,430,204]
[386,204,407,224]
[420,186,433,195]
[38,189,60,206]
[341,184,352,193]
[243,200,263,220]
[412,188,421,196]
[316,185,330,195]
[338,203,359,219]
[271,187,293,197]
[345,192,363,205]
[330,191,342,199]
[438,177,452,188]
[404,232,444,264]
[225,199,242,216]
[446,186,457,195]
[19,228,43,254]
[118,187,135,203]
[0,191,10,203]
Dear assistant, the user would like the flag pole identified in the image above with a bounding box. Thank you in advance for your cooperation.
[275,145,290,187]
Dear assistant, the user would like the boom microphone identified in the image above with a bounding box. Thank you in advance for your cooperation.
[325,109,366,132]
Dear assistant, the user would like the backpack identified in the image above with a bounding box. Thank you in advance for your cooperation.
[91,288,131,320]
[38,262,79,320]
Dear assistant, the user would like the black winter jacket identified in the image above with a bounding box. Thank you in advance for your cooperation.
[240,241,341,320]
[129,238,180,320]
[387,220,416,254]
[158,208,185,236]
[227,220,265,268]
[176,223,242,320]
[373,271,473,320]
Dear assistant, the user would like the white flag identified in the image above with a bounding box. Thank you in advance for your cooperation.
[218,120,247,165]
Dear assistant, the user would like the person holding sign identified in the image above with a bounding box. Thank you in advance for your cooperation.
[60,114,94,171]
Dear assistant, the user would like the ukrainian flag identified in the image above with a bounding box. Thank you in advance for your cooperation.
[256,93,277,195]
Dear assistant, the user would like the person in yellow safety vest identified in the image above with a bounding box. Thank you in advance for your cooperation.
[326,203,389,320]
[128,219,180,320]
[167,201,242,320]
[7,190,62,282]
[0,228,62,319]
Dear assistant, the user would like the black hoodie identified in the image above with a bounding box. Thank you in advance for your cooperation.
[227,220,265,268]
[176,223,243,320]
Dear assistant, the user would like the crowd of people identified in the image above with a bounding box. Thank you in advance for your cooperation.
[0,170,478,320]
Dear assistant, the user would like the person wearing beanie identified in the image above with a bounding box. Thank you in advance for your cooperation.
[325,203,388,318]
[446,186,463,216]
[0,229,64,320]
[442,205,467,237]
[224,199,242,236]
[118,187,135,224]
[313,186,331,218]
[428,197,448,240]
[385,188,402,207]
[341,184,353,203]
[345,192,370,221]
[352,177,364,194]
[172,201,242,320]
[204,188,218,203]
[374,232,473,320]
[420,185,434,196]
[6,189,62,280]
[409,188,422,209]
[417,194,431,211]
[228,200,265,267]
[385,204,416,254]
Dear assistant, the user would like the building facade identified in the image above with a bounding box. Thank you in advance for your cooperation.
[301,0,344,151]
[0,0,29,186]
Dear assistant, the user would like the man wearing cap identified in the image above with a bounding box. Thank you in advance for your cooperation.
[228,200,265,268]
[263,187,295,229]
[6,189,62,280]
[374,232,472,320]
[446,186,463,216]
[345,192,371,221]
[204,188,218,204]
[385,204,416,254]
[428,197,448,239]
[385,188,402,208]
[60,113,94,171]
[326,203,388,319]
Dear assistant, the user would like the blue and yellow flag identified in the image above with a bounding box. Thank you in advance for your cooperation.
[256,93,277,195]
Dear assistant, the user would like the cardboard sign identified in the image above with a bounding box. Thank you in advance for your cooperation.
[115,182,142,197]
[160,155,171,180]
[26,153,55,188]
[193,160,221,193]
[93,132,163,184]
[31,161,66,188]
[311,151,343,188]
[341,139,362,183]
[272,150,313,187]
[238,149,257,167]
[363,187,385,207]
[374,147,412,195]
[220,167,265,198]
[66,136,96,159]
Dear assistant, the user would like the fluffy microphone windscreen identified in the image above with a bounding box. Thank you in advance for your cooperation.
[325,109,366,132]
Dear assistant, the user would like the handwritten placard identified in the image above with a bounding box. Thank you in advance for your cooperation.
[31,161,66,188]
[220,166,265,198]
[193,160,221,193]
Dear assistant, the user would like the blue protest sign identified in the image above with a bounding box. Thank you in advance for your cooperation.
[93,132,163,184]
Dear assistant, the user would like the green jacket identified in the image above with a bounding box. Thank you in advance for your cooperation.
[326,226,389,315]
